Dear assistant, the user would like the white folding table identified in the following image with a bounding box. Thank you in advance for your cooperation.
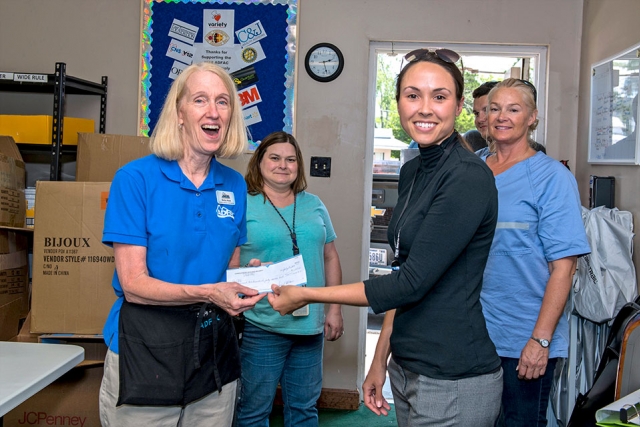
[0,342,85,425]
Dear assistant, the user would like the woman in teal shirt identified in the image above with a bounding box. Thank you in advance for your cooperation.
[236,131,344,427]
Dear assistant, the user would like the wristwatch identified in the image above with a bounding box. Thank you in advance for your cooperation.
[531,336,550,348]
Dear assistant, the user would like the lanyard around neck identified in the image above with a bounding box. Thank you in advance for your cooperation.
[392,138,458,266]
[265,193,300,256]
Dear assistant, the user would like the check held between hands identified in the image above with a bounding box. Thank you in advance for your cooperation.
[268,284,307,315]
[202,282,265,317]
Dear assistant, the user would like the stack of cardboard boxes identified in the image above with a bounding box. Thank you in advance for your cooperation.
[2,133,150,427]
[0,136,28,342]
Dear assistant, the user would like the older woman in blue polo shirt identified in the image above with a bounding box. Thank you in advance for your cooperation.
[99,62,265,427]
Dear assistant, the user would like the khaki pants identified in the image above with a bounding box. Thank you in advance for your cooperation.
[99,349,237,427]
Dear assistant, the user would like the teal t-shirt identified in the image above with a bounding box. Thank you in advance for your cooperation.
[240,191,336,335]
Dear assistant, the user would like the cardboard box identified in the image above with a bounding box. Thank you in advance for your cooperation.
[11,312,39,343]
[0,229,30,341]
[0,230,29,307]
[76,133,150,182]
[0,115,95,146]
[3,362,103,427]
[0,136,26,228]
[0,135,24,161]
[0,298,26,341]
[0,263,29,307]
[31,181,115,334]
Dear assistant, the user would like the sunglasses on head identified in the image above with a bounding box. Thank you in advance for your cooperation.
[404,48,461,64]
[518,79,537,104]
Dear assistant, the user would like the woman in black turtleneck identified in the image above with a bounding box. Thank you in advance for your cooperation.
[268,49,502,427]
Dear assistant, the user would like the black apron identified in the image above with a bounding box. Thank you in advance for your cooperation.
[116,301,241,407]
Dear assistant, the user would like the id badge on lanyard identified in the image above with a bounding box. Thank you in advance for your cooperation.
[292,304,309,316]
[292,254,309,316]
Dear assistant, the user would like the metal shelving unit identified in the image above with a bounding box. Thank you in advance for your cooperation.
[0,62,108,180]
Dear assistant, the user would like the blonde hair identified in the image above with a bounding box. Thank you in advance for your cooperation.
[149,62,247,160]
[486,78,539,152]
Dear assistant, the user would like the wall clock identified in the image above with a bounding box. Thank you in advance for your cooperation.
[304,43,344,82]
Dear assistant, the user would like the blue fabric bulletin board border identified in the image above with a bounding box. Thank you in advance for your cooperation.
[141,0,297,147]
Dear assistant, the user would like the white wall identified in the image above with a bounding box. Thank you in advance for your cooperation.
[576,0,640,290]
[0,0,585,392]
[0,0,141,133]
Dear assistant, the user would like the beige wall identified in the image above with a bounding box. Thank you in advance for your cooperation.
[576,0,640,291]
[0,0,142,132]
[0,0,585,392]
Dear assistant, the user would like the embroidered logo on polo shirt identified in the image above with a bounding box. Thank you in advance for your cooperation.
[216,190,235,205]
[217,205,235,219]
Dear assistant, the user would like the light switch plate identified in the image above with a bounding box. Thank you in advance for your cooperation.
[310,156,331,177]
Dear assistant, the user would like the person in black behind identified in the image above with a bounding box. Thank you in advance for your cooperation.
[268,48,502,426]
[464,81,498,151]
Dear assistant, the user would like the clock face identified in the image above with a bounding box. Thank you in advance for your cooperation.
[305,43,344,82]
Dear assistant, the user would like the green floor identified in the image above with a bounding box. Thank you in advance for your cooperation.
[269,404,398,426]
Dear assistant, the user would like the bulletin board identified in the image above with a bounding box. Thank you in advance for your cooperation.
[140,0,297,149]
[588,41,640,164]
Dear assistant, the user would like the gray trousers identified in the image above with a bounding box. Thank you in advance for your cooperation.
[389,357,503,427]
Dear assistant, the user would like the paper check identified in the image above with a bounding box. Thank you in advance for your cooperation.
[226,255,307,293]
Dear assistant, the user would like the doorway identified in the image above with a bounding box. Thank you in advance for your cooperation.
[363,41,549,403]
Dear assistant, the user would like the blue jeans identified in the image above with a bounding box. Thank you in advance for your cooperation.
[235,322,323,427]
[498,357,558,427]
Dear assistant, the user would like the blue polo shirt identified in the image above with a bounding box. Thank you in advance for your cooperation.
[102,154,247,353]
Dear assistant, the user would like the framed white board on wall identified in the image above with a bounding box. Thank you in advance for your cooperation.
[589,42,640,164]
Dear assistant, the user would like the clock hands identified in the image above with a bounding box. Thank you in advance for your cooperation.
[305,43,343,82]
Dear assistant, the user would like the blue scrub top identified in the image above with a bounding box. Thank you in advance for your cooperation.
[101,154,247,353]
[479,151,590,359]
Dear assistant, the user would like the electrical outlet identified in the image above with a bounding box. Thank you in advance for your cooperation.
[310,156,331,177]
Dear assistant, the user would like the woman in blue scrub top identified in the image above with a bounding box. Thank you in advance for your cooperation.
[235,131,344,427]
[99,62,265,427]
[478,78,590,427]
